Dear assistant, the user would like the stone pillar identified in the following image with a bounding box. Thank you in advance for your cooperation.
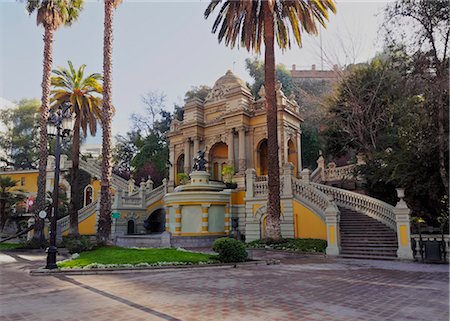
[193,136,200,156]
[297,130,302,172]
[317,153,326,182]
[238,126,246,172]
[228,129,234,166]
[139,180,146,208]
[174,205,181,235]
[168,146,175,191]
[114,189,123,208]
[224,205,231,233]
[277,124,282,167]
[184,138,191,174]
[146,176,154,191]
[394,188,414,260]
[325,199,340,256]
[27,217,34,241]
[245,168,256,199]
[301,169,311,184]
[165,206,170,232]
[283,131,289,164]
[282,163,294,197]
[201,204,210,233]
[128,178,135,195]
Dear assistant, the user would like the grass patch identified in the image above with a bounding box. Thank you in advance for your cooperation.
[247,238,327,253]
[58,246,218,269]
[0,243,21,250]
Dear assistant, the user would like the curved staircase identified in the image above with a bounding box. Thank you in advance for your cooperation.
[339,207,398,260]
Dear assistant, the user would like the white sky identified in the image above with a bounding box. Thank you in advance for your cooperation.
[0,0,390,143]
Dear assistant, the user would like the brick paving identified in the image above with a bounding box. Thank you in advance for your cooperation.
[0,250,448,321]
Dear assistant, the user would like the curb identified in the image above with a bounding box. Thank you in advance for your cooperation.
[29,259,280,276]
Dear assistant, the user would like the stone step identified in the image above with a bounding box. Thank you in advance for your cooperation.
[341,246,397,252]
[339,254,397,260]
[341,240,398,246]
[340,249,397,257]
[341,232,396,237]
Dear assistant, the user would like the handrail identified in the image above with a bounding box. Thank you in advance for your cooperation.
[57,199,98,232]
[292,177,334,221]
[310,167,322,183]
[79,159,129,190]
[311,183,396,230]
[145,185,165,206]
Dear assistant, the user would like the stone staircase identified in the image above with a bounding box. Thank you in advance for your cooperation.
[339,207,398,260]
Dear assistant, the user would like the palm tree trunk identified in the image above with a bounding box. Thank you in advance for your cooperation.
[97,0,114,243]
[69,115,81,237]
[263,3,282,240]
[34,26,54,243]
[0,194,6,231]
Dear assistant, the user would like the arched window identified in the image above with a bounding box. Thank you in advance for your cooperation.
[84,185,93,207]
[209,142,228,180]
[127,220,135,234]
[258,139,268,176]
[288,139,298,175]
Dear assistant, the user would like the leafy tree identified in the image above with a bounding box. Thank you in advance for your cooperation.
[184,85,211,102]
[50,61,103,237]
[384,0,449,195]
[301,124,321,170]
[26,0,84,243]
[98,0,122,243]
[0,99,39,169]
[205,0,336,240]
[245,57,292,98]
[0,177,23,231]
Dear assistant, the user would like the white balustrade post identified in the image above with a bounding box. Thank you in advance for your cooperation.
[115,189,123,208]
[128,178,135,195]
[325,200,340,256]
[394,188,414,260]
[139,180,146,208]
[317,153,325,182]
[245,168,256,198]
[301,169,311,184]
[146,176,154,191]
[282,163,294,197]
[27,217,34,241]
[162,178,168,194]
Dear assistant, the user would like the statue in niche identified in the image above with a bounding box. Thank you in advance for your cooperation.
[193,150,208,171]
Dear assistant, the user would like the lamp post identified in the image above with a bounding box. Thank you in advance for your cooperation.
[45,103,73,269]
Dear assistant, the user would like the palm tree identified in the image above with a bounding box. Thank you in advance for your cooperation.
[97,0,122,243]
[50,61,103,237]
[25,0,84,242]
[0,177,20,231]
[205,0,336,240]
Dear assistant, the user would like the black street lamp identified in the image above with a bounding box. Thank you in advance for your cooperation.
[45,103,73,269]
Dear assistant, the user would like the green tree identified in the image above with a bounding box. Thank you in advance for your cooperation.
[0,177,24,231]
[205,0,336,240]
[184,85,212,102]
[245,57,293,98]
[50,61,103,237]
[0,99,39,169]
[98,0,122,243]
[25,0,84,243]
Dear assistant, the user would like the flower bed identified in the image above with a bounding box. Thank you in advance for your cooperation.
[246,238,327,253]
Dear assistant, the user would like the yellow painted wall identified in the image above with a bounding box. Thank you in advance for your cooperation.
[0,172,39,193]
[231,191,245,205]
[249,115,266,126]
[78,212,97,234]
[147,200,163,213]
[91,179,101,201]
[293,199,327,240]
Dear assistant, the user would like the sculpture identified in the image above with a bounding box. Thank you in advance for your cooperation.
[193,150,208,171]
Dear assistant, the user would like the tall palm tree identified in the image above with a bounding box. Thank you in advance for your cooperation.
[50,61,103,237]
[97,0,122,243]
[205,0,336,240]
[25,0,84,242]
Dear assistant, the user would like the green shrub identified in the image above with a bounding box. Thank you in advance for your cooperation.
[19,238,49,249]
[63,235,95,254]
[246,238,327,253]
[212,237,248,263]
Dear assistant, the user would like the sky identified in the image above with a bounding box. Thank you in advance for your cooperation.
[0,0,390,143]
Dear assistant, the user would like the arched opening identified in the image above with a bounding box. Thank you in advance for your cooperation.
[209,142,228,180]
[176,154,185,185]
[257,139,268,176]
[288,139,298,175]
[127,220,135,234]
[84,185,93,207]
[144,208,166,233]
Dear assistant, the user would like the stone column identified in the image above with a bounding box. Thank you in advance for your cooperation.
[325,199,340,256]
[282,163,294,197]
[394,188,414,260]
[277,124,282,166]
[168,146,175,191]
[297,130,302,172]
[174,205,182,235]
[165,206,170,232]
[238,126,246,172]
[224,205,231,233]
[317,153,326,182]
[228,129,234,166]
[193,136,200,156]
[184,138,191,174]
[283,131,289,164]
[245,168,256,199]
[201,204,210,233]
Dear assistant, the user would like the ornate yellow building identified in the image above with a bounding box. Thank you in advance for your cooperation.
[167,70,303,189]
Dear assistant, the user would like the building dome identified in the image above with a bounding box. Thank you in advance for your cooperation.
[213,70,247,89]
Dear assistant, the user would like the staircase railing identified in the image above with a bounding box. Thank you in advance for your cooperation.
[292,177,333,221]
[79,159,129,191]
[57,199,98,232]
[311,183,396,230]
[146,185,165,207]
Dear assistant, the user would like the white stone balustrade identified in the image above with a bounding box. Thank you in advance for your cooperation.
[411,234,449,262]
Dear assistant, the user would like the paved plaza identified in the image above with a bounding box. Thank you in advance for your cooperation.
[0,250,448,321]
